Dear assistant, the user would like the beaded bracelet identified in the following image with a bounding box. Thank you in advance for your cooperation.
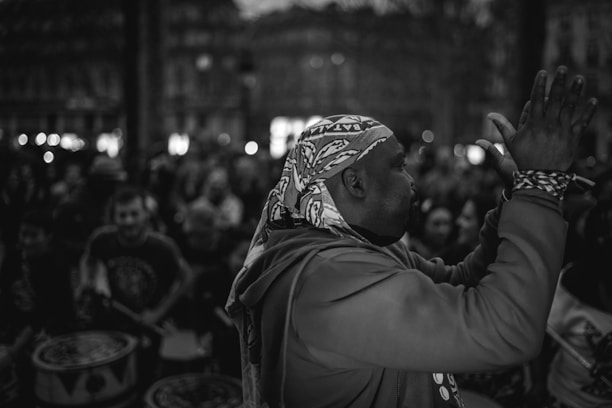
[512,170,572,199]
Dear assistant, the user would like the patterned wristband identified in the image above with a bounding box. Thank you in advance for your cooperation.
[512,170,572,199]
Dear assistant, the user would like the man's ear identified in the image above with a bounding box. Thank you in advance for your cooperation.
[341,167,366,198]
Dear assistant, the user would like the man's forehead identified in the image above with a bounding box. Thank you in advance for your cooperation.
[368,135,403,157]
[351,136,403,172]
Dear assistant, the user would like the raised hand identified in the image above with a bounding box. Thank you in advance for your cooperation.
[487,66,598,172]
[475,139,516,193]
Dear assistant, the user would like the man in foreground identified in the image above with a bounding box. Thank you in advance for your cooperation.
[226,66,598,407]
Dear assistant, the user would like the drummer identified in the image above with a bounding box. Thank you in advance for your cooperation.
[77,185,190,379]
[0,209,77,340]
[0,209,78,407]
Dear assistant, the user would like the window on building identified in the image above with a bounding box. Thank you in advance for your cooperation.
[177,64,186,95]
[559,18,571,34]
[585,74,599,97]
[587,12,599,32]
[586,38,599,67]
[557,39,573,66]
[47,113,57,131]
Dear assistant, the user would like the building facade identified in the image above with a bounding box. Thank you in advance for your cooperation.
[0,0,246,170]
[4,0,606,169]
[245,3,493,153]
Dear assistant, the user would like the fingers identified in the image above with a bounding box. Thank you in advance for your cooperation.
[560,75,585,126]
[518,101,530,130]
[571,97,599,137]
[545,66,568,121]
[487,112,516,144]
[475,139,504,162]
[530,70,548,119]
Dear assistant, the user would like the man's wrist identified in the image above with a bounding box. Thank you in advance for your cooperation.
[512,170,571,199]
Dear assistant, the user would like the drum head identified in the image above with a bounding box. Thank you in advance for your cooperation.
[32,331,138,370]
[145,373,242,408]
[160,331,208,361]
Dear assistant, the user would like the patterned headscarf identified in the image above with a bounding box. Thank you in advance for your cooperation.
[245,114,393,266]
[226,114,393,407]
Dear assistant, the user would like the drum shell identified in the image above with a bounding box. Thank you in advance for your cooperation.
[32,331,139,408]
[144,373,242,408]
[159,330,212,377]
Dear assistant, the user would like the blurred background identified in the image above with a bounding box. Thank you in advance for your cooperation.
[0,0,610,182]
[1,3,611,406]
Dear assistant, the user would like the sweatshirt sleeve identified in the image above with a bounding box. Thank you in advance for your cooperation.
[293,189,567,373]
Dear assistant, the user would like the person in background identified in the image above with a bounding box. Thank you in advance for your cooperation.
[439,191,498,265]
[175,199,238,376]
[52,154,127,270]
[225,66,598,407]
[0,209,77,339]
[78,185,189,383]
[544,198,612,408]
[0,157,49,256]
[231,155,269,230]
[407,199,455,260]
[78,185,188,328]
[0,209,77,408]
[49,159,85,207]
[193,166,244,230]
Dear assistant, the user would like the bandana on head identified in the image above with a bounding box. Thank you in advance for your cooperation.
[245,114,393,263]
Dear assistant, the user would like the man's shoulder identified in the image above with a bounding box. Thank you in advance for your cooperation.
[144,231,180,251]
[89,225,119,242]
[268,228,398,260]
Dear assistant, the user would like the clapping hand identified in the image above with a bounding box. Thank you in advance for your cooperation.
[477,66,598,190]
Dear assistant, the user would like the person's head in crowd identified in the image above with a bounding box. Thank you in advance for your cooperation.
[3,157,38,197]
[182,199,222,256]
[455,192,498,249]
[18,209,54,257]
[63,161,85,186]
[87,155,127,198]
[202,166,232,205]
[145,152,175,192]
[108,186,150,244]
[411,198,454,255]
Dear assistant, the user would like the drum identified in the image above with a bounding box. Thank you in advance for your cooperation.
[0,344,19,407]
[159,330,212,376]
[144,373,242,408]
[460,390,503,408]
[32,331,139,408]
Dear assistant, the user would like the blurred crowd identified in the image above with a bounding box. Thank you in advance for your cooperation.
[0,139,611,408]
